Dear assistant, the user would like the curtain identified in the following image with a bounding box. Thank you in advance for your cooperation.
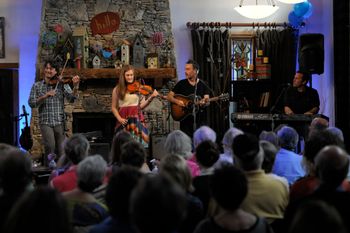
[191,29,231,140]
[258,28,299,112]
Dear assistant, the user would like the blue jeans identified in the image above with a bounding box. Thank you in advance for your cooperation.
[40,124,66,164]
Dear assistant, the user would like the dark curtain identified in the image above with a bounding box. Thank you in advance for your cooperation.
[333,1,350,151]
[258,28,299,112]
[191,29,231,140]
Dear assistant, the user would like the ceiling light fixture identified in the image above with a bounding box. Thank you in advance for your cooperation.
[234,0,279,19]
[276,0,305,4]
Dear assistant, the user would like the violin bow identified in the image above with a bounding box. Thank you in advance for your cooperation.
[55,52,70,91]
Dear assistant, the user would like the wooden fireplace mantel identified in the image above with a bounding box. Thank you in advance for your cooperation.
[63,68,177,80]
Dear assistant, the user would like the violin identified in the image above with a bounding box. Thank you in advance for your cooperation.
[48,75,73,86]
[127,81,154,95]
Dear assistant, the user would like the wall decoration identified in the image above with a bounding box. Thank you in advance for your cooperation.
[0,17,4,58]
[147,53,159,69]
[133,33,146,68]
[90,12,120,35]
[72,26,89,68]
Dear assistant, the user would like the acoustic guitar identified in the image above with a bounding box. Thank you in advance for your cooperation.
[19,105,33,151]
[171,93,229,121]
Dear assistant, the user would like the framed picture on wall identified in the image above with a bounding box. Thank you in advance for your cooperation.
[0,17,4,58]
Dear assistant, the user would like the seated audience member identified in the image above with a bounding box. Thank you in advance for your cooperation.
[109,131,133,168]
[215,127,243,168]
[233,133,289,223]
[194,165,274,233]
[89,166,143,233]
[326,126,344,142]
[193,140,220,215]
[272,126,305,186]
[0,147,33,230]
[50,133,90,192]
[159,154,204,233]
[260,140,289,190]
[62,155,109,231]
[287,200,346,233]
[2,186,73,233]
[164,130,200,177]
[120,140,151,173]
[130,174,187,233]
[284,145,350,233]
[190,126,217,166]
[259,130,279,148]
[289,130,346,202]
[308,117,329,138]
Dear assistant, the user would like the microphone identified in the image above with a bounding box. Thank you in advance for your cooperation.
[21,105,29,116]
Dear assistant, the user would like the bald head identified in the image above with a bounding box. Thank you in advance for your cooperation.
[315,145,349,188]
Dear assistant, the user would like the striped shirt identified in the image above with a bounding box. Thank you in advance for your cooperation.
[28,80,77,126]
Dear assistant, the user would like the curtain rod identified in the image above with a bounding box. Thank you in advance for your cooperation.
[186,22,289,29]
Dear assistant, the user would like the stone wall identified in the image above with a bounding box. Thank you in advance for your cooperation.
[30,0,177,158]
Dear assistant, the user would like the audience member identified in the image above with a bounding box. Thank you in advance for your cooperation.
[284,145,350,233]
[288,200,346,233]
[326,126,344,142]
[193,125,217,148]
[130,174,187,233]
[50,133,90,192]
[214,127,243,168]
[272,126,305,185]
[159,154,204,233]
[62,155,109,231]
[193,140,220,215]
[2,186,73,233]
[120,140,151,173]
[164,129,200,177]
[259,130,279,148]
[289,130,346,202]
[233,133,289,223]
[0,147,33,230]
[260,140,289,190]
[109,130,133,167]
[89,166,143,233]
[308,117,329,138]
[194,165,273,233]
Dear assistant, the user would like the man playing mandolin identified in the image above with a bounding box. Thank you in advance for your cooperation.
[167,59,210,138]
[28,60,80,165]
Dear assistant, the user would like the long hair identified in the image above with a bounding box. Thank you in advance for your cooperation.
[116,65,135,100]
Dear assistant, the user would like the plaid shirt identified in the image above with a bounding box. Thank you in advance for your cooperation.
[28,80,77,126]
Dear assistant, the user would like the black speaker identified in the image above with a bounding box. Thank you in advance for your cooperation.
[89,142,110,162]
[298,33,324,75]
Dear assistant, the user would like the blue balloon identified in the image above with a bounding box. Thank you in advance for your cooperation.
[294,1,311,17]
[288,11,303,28]
[303,2,313,19]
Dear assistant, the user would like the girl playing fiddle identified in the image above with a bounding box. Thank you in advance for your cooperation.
[111,65,158,147]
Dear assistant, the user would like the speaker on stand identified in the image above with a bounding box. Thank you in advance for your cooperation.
[298,33,324,75]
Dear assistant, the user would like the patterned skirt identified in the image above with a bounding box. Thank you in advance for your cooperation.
[115,105,149,147]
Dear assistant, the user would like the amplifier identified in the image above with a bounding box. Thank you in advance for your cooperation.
[89,142,110,162]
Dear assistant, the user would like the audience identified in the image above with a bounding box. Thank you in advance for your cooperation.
[287,200,346,233]
[159,154,204,233]
[89,166,143,233]
[2,186,73,233]
[289,130,347,202]
[0,146,33,230]
[120,140,151,173]
[272,126,305,186]
[215,127,243,168]
[62,155,109,232]
[50,133,90,192]
[194,165,274,233]
[130,174,187,233]
[192,140,220,215]
[259,130,279,148]
[233,133,289,223]
[164,130,200,177]
[109,131,133,168]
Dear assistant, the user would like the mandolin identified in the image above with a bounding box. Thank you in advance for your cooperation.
[19,105,33,151]
[170,93,229,121]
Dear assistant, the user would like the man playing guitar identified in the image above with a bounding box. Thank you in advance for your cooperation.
[167,59,210,138]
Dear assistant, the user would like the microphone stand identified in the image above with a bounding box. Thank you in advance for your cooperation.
[193,77,198,133]
[270,84,290,131]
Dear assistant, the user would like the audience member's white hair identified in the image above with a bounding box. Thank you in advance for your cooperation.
[193,125,216,148]
[222,127,244,153]
[164,130,193,159]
